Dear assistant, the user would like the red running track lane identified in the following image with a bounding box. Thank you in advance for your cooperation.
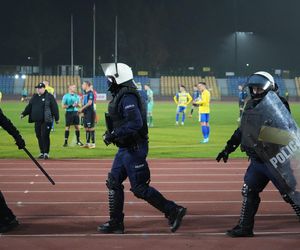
[0,158,299,250]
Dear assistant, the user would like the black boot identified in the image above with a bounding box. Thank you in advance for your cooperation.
[98,174,125,234]
[132,184,187,233]
[167,206,187,232]
[282,194,300,222]
[227,184,260,237]
[291,203,300,222]
[0,192,19,233]
[98,219,124,234]
[0,217,19,233]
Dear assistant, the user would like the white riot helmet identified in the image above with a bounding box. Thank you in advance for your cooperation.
[246,71,275,98]
[101,63,133,85]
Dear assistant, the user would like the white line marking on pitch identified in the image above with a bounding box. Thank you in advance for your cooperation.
[7,200,285,205]
[1,231,300,237]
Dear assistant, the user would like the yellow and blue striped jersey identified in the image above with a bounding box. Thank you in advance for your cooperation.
[195,89,210,113]
[173,92,192,107]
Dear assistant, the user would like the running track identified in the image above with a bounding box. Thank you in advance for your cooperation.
[0,159,299,250]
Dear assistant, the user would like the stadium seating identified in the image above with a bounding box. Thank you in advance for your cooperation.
[226,77,247,96]
[24,75,81,96]
[92,76,150,93]
[0,75,14,94]
[160,76,220,100]
[227,76,287,97]
[274,76,286,96]
[294,77,300,96]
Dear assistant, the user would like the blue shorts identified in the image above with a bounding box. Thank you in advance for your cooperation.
[199,113,210,123]
[177,106,186,113]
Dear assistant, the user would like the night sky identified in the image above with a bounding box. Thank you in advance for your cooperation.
[0,0,300,76]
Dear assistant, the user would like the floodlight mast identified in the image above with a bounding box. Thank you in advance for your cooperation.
[114,16,119,77]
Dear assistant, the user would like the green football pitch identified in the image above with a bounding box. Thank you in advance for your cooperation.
[1,100,300,159]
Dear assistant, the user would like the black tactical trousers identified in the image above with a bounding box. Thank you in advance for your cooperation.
[35,121,52,154]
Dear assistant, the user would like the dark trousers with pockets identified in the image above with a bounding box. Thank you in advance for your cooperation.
[110,141,177,222]
[244,159,296,194]
[35,121,52,154]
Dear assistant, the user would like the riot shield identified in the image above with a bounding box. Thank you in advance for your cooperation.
[241,91,300,205]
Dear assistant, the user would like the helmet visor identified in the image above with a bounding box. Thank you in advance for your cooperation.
[246,74,273,91]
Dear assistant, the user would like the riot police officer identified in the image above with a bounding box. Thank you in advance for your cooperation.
[98,63,186,234]
[217,71,300,237]
[0,108,25,233]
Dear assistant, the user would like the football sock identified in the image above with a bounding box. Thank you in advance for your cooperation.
[75,130,80,142]
[90,131,95,144]
[64,130,69,143]
[206,126,210,138]
[86,131,91,143]
[182,113,186,123]
[202,126,207,139]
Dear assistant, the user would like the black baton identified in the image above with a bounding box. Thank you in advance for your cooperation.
[23,147,55,185]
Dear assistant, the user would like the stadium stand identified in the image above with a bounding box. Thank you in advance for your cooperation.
[294,77,300,97]
[226,76,287,97]
[274,76,286,96]
[0,75,14,94]
[226,76,247,96]
[160,76,220,100]
[24,75,81,96]
[92,76,150,93]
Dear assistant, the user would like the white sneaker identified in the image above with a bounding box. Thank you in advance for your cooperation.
[81,143,90,148]
[181,122,184,126]
[88,143,96,149]
[175,121,179,125]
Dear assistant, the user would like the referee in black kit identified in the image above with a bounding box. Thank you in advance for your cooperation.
[21,82,59,159]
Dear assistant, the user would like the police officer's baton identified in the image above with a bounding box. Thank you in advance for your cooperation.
[23,147,55,185]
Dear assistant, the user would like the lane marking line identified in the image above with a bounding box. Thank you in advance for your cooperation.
[1,231,300,237]
[2,189,278,193]
[16,214,296,219]
[7,200,286,205]
[0,181,244,184]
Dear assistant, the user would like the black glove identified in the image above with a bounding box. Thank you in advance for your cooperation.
[15,135,26,150]
[216,149,229,163]
[103,131,116,146]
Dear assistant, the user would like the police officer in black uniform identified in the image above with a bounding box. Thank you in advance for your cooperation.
[0,109,25,233]
[217,71,300,237]
[98,63,186,234]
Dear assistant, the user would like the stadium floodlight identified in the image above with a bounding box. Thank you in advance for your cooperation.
[14,74,19,79]
[21,74,26,79]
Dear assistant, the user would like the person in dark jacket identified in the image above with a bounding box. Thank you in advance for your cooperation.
[21,82,59,159]
[98,63,186,234]
[0,108,25,233]
[217,71,300,237]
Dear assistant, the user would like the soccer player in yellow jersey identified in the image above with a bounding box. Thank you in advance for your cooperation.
[43,80,55,95]
[173,85,192,125]
[194,82,211,143]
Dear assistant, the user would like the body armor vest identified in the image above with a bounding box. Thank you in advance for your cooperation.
[107,86,148,147]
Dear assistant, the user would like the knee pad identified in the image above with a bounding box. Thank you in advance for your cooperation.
[106,173,124,191]
[131,183,149,199]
